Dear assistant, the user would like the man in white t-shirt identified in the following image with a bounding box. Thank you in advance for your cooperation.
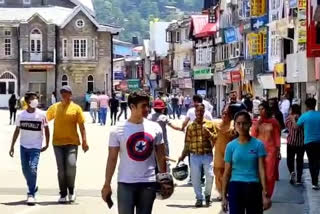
[9,92,50,205]
[101,91,170,214]
[182,95,213,131]
[89,92,99,123]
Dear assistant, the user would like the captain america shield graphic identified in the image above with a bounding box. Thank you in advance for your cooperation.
[126,132,154,161]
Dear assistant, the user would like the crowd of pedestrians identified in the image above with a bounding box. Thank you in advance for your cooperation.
[6,86,320,214]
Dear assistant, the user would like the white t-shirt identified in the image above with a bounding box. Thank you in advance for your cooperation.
[109,119,163,183]
[90,94,99,109]
[186,107,213,122]
[16,109,48,149]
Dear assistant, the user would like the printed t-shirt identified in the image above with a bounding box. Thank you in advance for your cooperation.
[109,119,163,183]
[16,109,48,149]
[47,102,85,146]
[225,137,266,183]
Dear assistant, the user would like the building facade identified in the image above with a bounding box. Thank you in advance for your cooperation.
[0,0,120,108]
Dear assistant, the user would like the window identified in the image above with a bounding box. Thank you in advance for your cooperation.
[176,31,180,43]
[62,75,68,86]
[4,38,11,56]
[76,19,85,28]
[92,39,95,58]
[87,75,94,92]
[23,0,31,4]
[73,39,87,58]
[62,39,67,58]
[0,0,4,4]
[166,31,172,42]
[4,30,11,36]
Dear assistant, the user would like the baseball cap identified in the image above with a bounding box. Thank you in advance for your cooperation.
[153,99,166,110]
[60,85,72,94]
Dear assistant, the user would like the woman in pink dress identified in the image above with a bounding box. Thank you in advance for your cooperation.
[251,102,281,198]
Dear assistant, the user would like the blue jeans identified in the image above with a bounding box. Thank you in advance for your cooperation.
[190,153,214,200]
[117,182,156,214]
[20,146,40,197]
[90,108,98,123]
[99,108,107,125]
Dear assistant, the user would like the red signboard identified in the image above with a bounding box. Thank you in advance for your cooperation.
[231,70,241,83]
[307,0,320,57]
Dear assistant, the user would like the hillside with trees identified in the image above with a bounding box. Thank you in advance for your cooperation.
[93,0,202,42]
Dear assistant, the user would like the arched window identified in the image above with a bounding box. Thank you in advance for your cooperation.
[62,74,68,86]
[87,75,94,92]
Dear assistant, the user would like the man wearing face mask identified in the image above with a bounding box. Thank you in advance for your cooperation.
[9,92,50,205]
[47,85,89,203]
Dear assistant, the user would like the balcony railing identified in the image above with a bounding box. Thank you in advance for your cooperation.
[21,49,56,64]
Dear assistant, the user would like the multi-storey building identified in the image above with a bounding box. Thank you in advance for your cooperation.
[0,0,120,108]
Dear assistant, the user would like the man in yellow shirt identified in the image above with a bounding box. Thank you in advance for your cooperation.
[47,85,89,203]
[178,103,217,208]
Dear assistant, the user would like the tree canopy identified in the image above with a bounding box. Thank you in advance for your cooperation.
[93,0,202,42]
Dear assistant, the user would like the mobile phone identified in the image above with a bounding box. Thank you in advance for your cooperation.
[105,193,113,209]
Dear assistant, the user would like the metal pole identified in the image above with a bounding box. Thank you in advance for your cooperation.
[110,33,119,94]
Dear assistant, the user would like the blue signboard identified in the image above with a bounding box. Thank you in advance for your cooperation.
[251,15,268,30]
[224,28,237,44]
[114,72,124,80]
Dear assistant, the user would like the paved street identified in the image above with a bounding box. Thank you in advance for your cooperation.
[0,109,314,214]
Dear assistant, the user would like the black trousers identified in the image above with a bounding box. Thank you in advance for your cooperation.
[228,181,263,214]
[110,109,118,125]
[287,144,305,182]
[9,108,17,122]
[117,104,127,120]
[305,142,320,186]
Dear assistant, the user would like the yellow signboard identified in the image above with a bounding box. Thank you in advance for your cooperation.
[274,63,285,85]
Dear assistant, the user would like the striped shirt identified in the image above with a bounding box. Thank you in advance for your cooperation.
[285,116,304,147]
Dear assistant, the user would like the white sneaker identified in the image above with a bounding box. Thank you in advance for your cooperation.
[312,185,320,190]
[27,195,36,205]
[58,196,68,204]
[68,193,76,203]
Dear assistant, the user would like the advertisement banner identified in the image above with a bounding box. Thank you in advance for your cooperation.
[298,20,306,44]
[251,15,268,30]
[231,71,241,83]
[274,63,286,84]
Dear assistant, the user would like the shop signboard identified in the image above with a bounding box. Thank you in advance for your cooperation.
[244,61,254,81]
[127,79,141,91]
[193,68,212,80]
[213,72,224,85]
[251,15,268,30]
[178,78,185,88]
[215,62,225,71]
[315,57,320,80]
[274,63,286,84]
[114,71,124,80]
[184,78,192,88]
[290,0,297,8]
[231,70,241,83]
[224,28,238,44]
[222,71,232,84]
[298,20,306,44]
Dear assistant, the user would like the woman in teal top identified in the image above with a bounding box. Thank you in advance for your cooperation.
[221,111,271,214]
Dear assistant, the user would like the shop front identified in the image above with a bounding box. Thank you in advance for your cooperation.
[193,67,214,98]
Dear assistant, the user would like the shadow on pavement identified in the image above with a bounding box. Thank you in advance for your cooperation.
[1,201,78,206]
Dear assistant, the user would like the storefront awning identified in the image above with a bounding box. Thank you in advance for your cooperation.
[258,74,276,89]
[195,23,217,38]
[191,15,209,36]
